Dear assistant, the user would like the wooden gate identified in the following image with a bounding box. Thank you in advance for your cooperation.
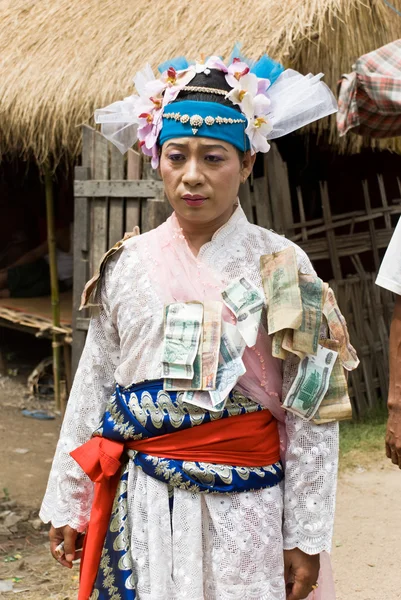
[72,125,172,373]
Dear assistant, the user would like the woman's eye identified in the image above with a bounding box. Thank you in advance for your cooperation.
[205,155,223,163]
[168,153,185,162]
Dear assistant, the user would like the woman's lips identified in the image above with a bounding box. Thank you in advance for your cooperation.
[182,195,207,207]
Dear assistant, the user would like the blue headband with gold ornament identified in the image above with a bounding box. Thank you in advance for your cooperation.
[159,100,250,151]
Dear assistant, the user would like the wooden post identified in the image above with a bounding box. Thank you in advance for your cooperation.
[108,145,125,246]
[72,165,91,377]
[141,160,172,232]
[253,176,273,229]
[91,133,109,274]
[126,149,141,231]
[238,181,254,223]
[377,174,392,230]
[264,144,294,236]
[63,342,72,394]
[296,187,308,242]
[44,164,61,411]
[362,180,380,272]
[320,181,343,280]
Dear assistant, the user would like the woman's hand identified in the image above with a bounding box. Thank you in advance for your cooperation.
[284,548,320,600]
[49,525,83,568]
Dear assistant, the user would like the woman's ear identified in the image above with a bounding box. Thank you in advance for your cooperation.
[157,146,163,179]
[241,151,256,183]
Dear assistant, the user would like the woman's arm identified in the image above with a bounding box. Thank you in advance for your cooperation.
[282,355,338,599]
[280,246,339,598]
[283,412,339,554]
[39,269,120,532]
[8,240,49,268]
[386,294,401,467]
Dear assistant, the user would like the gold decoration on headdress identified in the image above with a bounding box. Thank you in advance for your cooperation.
[183,85,227,96]
[163,111,245,134]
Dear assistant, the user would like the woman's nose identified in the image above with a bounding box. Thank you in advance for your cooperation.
[181,158,205,186]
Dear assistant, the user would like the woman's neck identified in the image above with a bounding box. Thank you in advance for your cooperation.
[176,204,236,256]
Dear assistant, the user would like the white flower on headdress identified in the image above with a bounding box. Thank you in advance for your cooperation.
[204,56,228,73]
[240,92,271,121]
[225,70,260,118]
[245,115,273,154]
[133,64,196,167]
[225,60,252,86]
[162,66,196,106]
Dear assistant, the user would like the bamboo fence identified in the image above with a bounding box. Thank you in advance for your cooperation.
[238,146,398,418]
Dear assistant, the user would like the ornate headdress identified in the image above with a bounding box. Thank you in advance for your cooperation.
[95,51,337,168]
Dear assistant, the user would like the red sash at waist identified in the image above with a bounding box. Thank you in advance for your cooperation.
[70,409,280,600]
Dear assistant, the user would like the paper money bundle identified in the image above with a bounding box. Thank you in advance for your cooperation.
[163,301,221,392]
[261,246,359,423]
[162,278,265,412]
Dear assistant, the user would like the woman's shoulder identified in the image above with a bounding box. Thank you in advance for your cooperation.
[245,223,314,274]
[81,227,153,308]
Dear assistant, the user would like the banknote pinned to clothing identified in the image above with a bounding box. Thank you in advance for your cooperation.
[292,274,325,356]
[312,339,353,423]
[222,277,265,347]
[282,343,338,421]
[260,244,359,423]
[164,301,222,392]
[162,299,246,410]
[323,287,359,371]
[183,322,246,412]
[260,247,303,335]
[162,283,255,411]
[162,302,204,382]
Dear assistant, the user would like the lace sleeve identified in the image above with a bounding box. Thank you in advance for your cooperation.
[39,273,120,531]
[282,412,339,554]
[281,337,339,555]
[280,246,339,554]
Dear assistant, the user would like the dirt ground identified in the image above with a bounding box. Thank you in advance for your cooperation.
[0,373,400,599]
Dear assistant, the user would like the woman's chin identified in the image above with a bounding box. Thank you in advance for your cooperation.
[175,205,213,220]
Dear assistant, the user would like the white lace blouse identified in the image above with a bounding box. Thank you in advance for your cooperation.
[40,205,338,556]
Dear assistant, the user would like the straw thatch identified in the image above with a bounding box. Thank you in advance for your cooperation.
[1,0,401,163]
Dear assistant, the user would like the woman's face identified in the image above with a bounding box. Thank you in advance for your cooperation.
[159,137,255,227]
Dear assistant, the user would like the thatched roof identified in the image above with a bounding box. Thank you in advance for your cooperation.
[1,0,401,163]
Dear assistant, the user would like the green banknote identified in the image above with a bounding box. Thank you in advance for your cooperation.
[272,329,288,360]
[162,302,203,380]
[164,301,222,392]
[312,339,353,423]
[282,343,338,420]
[292,274,324,356]
[222,277,264,347]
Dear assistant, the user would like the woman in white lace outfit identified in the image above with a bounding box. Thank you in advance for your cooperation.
[41,53,340,600]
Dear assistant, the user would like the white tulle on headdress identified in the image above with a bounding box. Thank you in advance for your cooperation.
[94,53,337,167]
[266,70,337,138]
[95,98,140,154]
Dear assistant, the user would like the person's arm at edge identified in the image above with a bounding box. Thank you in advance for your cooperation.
[386,294,401,467]
[6,240,49,268]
